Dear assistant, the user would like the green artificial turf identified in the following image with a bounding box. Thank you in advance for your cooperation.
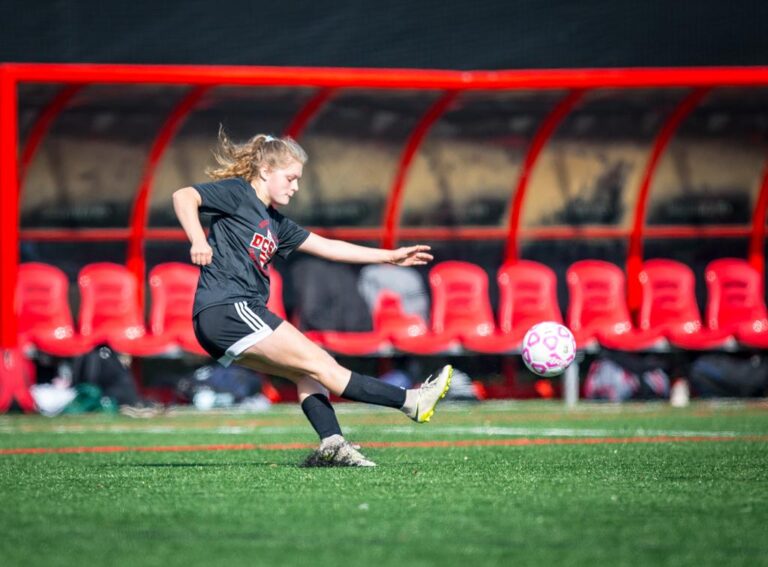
[1,401,767,567]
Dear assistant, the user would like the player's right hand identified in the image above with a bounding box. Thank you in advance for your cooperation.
[190,240,213,266]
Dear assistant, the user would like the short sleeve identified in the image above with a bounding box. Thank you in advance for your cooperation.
[193,178,247,216]
[273,210,310,259]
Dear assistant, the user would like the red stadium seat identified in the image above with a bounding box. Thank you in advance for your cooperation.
[393,261,495,354]
[566,260,663,351]
[319,291,428,355]
[704,258,768,348]
[317,330,388,356]
[374,291,429,339]
[16,262,93,356]
[463,260,563,353]
[148,263,208,356]
[638,259,734,350]
[78,263,175,356]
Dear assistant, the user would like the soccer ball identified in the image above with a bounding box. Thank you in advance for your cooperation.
[521,321,576,377]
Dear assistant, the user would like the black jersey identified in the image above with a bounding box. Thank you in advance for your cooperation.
[191,177,309,315]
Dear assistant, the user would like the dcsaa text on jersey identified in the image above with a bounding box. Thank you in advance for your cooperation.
[249,227,277,272]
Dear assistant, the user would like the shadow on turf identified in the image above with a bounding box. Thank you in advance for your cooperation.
[101,462,287,468]
[103,461,388,469]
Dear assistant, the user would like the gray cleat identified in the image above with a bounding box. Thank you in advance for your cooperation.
[301,434,377,468]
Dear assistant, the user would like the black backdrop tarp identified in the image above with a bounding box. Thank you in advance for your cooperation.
[2,0,767,69]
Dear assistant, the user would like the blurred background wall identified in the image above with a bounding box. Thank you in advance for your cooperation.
[2,0,768,69]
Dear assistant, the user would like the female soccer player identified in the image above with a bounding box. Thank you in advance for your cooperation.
[173,130,452,467]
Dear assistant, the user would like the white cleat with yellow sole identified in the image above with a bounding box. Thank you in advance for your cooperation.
[403,364,453,423]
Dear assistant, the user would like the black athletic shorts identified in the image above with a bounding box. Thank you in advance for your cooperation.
[193,300,284,366]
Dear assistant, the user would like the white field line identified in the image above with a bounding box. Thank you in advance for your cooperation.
[375,426,748,438]
[0,423,752,438]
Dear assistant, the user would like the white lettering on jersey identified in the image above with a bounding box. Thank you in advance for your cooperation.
[249,228,277,271]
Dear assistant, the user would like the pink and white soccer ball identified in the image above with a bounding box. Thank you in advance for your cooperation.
[521,321,577,377]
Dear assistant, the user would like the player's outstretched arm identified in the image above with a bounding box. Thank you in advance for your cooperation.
[298,233,433,266]
[172,186,213,266]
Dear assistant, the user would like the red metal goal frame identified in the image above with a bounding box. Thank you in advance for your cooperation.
[3,63,768,358]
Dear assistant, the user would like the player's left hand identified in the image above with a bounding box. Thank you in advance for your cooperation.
[390,245,433,266]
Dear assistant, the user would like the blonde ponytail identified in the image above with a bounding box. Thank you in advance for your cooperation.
[205,126,308,180]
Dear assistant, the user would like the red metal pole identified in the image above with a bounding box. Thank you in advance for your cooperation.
[626,88,710,313]
[127,86,210,310]
[504,89,585,261]
[283,88,336,139]
[0,67,35,413]
[0,66,19,349]
[8,64,768,90]
[18,84,82,191]
[381,90,460,249]
[748,155,768,276]
[17,223,754,244]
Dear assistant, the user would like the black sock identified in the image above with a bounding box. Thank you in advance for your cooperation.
[341,372,407,408]
[301,394,342,440]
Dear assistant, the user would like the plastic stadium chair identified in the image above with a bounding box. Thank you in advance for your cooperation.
[148,262,207,356]
[78,262,175,356]
[638,259,734,350]
[16,262,94,356]
[319,290,428,355]
[393,261,495,354]
[566,260,663,351]
[374,291,429,339]
[704,258,768,348]
[463,260,564,353]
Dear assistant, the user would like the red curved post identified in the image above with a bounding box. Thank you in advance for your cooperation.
[748,155,768,277]
[626,88,710,313]
[283,88,336,139]
[381,90,460,249]
[19,84,82,192]
[504,89,585,261]
[127,86,210,309]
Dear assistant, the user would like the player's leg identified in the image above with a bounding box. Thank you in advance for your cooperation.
[236,346,374,466]
[238,356,341,440]
[195,300,452,421]
[193,303,341,448]
[242,320,453,423]
[240,318,397,399]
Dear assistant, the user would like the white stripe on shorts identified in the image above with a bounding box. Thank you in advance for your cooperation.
[234,301,265,331]
[219,302,273,367]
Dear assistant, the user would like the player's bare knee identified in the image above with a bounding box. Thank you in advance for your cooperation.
[303,360,332,383]
[297,375,328,397]
[304,358,346,388]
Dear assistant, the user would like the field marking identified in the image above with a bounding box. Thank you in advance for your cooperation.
[0,424,753,438]
[1,434,766,455]
[374,426,751,438]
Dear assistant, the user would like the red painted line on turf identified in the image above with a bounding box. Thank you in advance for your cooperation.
[1,435,767,455]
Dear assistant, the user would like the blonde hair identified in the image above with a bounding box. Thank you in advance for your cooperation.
[205,127,308,181]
